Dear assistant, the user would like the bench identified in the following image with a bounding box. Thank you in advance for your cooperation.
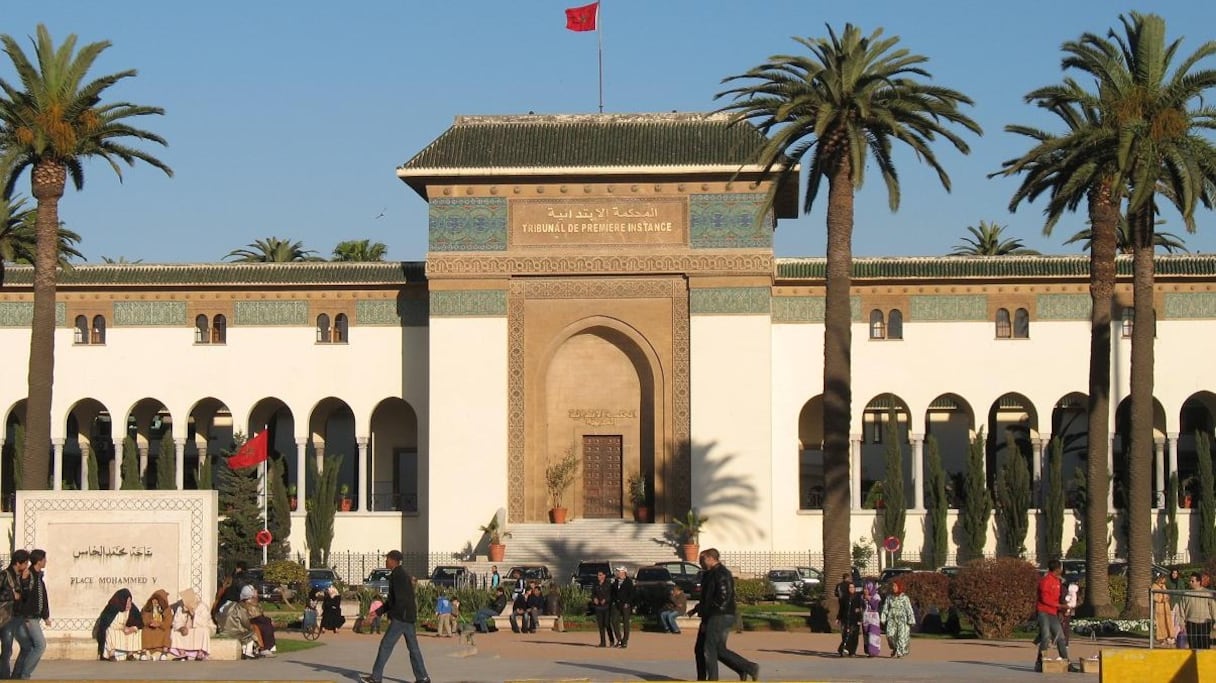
[491,614,561,632]
[18,636,241,661]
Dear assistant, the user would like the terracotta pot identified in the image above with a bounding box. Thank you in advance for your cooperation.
[488,543,506,562]
[681,543,700,563]
[634,505,651,523]
[550,507,568,524]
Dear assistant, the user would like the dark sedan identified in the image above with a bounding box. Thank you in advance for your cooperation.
[652,560,702,599]
[632,566,677,615]
[430,565,470,588]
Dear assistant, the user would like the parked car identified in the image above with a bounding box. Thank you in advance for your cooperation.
[652,560,702,599]
[794,566,823,588]
[938,566,962,578]
[877,567,915,585]
[765,569,800,600]
[364,568,391,596]
[571,560,620,590]
[632,566,677,615]
[429,565,470,588]
[244,567,278,602]
[506,565,552,585]
[307,568,339,594]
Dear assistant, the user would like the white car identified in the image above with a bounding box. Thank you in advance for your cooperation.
[765,569,800,600]
[794,566,823,588]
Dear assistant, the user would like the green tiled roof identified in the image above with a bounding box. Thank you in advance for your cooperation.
[399,112,775,173]
[775,255,1216,280]
[0,262,426,287]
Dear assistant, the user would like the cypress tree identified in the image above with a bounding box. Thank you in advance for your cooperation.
[11,422,23,491]
[306,453,343,567]
[995,432,1031,558]
[1197,432,1216,561]
[85,446,100,491]
[198,454,213,490]
[1043,437,1065,560]
[960,429,991,562]
[120,436,143,490]
[217,436,263,574]
[881,409,906,557]
[156,435,176,490]
[1164,471,1179,563]
[267,457,291,561]
[924,435,948,569]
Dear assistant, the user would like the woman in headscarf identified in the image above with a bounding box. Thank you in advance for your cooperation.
[140,589,173,660]
[1152,574,1178,648]
[169,588,213,661]
[860,581,883,657]
[840,581,863,656]
[97,589,145,661]
[880,581,915,658]
[223,584,277,659]
[320,586,345,633]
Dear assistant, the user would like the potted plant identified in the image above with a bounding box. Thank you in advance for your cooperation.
[288,483,298,511]
[545,448,580,524]
[628,473,650,522]
[480,514,511,562]
[339,483,352,512]
[674,508,707,562]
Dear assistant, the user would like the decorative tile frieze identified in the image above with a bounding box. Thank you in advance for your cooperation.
[233,300,309,326]
[689,193,772,249]
[112,300,187,326]
[690,287,771,315]
[355,298,429,326]
[429,197,508,252]
[1164,292,1216,319]
[429,290,507,317]
[426,252,773,277]
[771,295,862,323]
[909,294,988,321]
[0,302,65,327]
[1036,293,1091,320]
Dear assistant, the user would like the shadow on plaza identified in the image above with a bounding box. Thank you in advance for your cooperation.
[301,660,370,682]
[557,660,683,681]
[957,659,1037,673]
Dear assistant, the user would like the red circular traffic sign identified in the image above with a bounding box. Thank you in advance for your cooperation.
[255,529,273,547]
[883,535,901,553]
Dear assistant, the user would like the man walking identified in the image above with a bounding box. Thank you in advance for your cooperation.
[362,550,429,683]
[610,566,634,648]
[689,548,759,681]
[12,549,49,680]
[1035,559,1069,670]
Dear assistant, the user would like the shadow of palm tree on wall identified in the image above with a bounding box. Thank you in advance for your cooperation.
[688,438,764,545]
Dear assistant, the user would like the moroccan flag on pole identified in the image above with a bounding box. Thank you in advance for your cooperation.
[565,2,599,32]
[228,429,269,469]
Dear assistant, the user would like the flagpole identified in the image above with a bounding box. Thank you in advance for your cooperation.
[596,2,603,113]
[261,454,268,566]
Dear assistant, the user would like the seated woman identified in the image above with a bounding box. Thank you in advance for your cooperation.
[169,588,213,661]
[96,589,145,661]
[140,589,173,661]
[320,586,345,633]
[223,585,277,659]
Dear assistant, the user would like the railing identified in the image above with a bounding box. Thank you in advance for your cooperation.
[1149,587,1216,650]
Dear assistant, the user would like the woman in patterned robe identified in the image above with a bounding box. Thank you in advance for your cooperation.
[861,581,883,657]
[97,589,145,661]
[140,589,173,659]
[881,581,915,657]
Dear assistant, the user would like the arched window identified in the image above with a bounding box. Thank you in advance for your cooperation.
[887,309,903,340]
[211,314,227,344]
[1121,308,1134,338]
[868,309,885,340]
[195,314,209,343]
[316,313,331,343]
[333,313,349,343]
[995,308,1011,338]
[1013,308,1030,338]
[91,315,106,345]
[74,315,88,344]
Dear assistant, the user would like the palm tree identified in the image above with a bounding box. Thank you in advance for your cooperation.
[331,238,387,262]
[1071,12,1216,618]
[225,237,320,262]
[716,24,980,587]
[0,24,171,489]
[1064,219,1188,253]
[949,221,1040,255]
[0,193,85,273]
[99,255,143,264]
[997,91,1122,618]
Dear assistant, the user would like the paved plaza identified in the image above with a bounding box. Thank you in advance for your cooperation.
[33,628,1131,682]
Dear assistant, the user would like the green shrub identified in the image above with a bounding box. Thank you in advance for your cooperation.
[948,557,1038,639]
[792,581,824,605]
[734,578,767,604]
[1074,574,1128,613]
[264,559,308,599]
[901,571,951,613]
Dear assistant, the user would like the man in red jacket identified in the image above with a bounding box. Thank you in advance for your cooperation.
[1035,559,1070,670]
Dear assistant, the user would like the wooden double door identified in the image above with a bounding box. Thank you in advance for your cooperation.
[581,434,622,518]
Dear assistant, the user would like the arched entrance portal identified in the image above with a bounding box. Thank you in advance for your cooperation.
[530,319,663,523]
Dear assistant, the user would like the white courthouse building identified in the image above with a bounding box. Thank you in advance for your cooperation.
[1,113,1213,567]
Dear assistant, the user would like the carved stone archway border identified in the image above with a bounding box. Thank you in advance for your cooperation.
[507,277,690,522]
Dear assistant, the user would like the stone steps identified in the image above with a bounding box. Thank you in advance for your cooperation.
[470,519,685,582]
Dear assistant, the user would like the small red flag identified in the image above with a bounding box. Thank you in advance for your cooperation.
[227,429,269,469]
[565,2,599,32]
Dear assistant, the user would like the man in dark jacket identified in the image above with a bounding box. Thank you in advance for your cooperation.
[12,549,49,680]
[688,548,759,681]
[591,570,614,647]
[509,584,532,633]
[361,550,429,683]
[610,566,635,648]
[473,588,507,633]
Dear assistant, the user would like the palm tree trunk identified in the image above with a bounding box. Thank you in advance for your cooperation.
[822,157,854,589]
[1124,207,1155,619]
[1080,185,1117,618]
[22,160,66,491]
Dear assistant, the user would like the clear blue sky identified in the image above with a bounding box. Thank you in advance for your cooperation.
[6,1,1216,263]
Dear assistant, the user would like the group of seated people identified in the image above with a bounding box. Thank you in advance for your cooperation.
[95,587,214,661]
[506,582,564,634]
[218,585,279,659]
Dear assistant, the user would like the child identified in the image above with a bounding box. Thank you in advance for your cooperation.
[367,597,384,634]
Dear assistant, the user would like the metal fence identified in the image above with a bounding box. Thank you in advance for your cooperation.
[1149,587,1216,650]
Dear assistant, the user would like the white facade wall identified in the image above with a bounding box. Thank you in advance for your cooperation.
[690,314,773,551]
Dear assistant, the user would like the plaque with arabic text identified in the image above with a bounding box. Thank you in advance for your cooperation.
[510,198,688,247]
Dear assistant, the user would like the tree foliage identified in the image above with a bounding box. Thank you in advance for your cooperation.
[155,435,175,490]
[267,457,291,562]
[331,239,387,262]
[949,557,1040,639]
[217,437,263,575]
[1164,471,1179,563]
[306,453,343,567]
[959,430,991,561]
[1043,437,1065,560]
[1198,432,1216,562]
[995,433,1031,558]
[85,444,99,491]
[949,221,1039,255]
[226,237,320,262]
[924,435,948,569]
[881,409,906,554]
[120,436,142,490]
[10,422,23,491]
